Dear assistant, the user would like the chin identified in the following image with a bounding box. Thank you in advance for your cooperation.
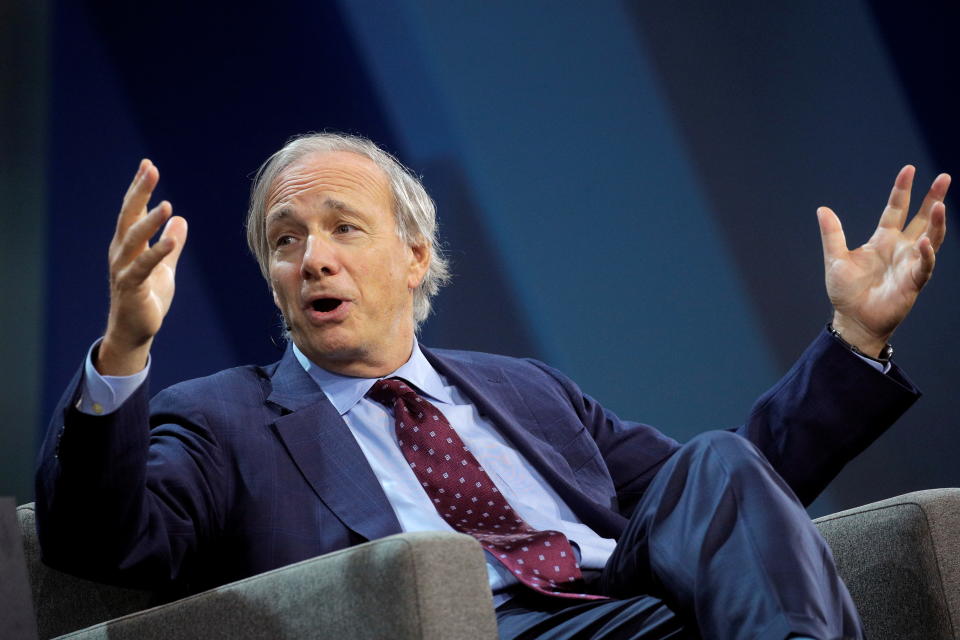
[293,329,365,364]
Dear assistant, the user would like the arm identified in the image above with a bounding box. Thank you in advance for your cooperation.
[36,160,198,587]
[36,366,227,590]
[541,167,949,511]
[735,326,919,506]
[738,165,950,504]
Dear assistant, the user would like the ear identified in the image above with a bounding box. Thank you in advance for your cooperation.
[407,241,430,289]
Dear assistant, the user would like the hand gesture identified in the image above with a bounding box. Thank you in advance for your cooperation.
[97,159,188,375]
[818,165,949,358]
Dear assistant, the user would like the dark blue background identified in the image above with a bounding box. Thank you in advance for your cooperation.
[6,0,958,515]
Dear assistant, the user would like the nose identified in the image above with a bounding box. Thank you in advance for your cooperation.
[300,235,340,280]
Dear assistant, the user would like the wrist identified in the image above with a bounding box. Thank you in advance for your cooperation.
[829,314,892,362]
[97,334,152,376]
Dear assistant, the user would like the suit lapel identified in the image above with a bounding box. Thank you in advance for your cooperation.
[267,347,401,542]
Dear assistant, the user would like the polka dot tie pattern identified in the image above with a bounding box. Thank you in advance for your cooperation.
[368,377,606,600]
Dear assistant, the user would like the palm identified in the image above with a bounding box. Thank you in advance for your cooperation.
[139,259,177,334]
[819,165,949,345]
[827,229,926,338]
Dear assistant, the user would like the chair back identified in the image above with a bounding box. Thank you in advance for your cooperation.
[1,497,39,640]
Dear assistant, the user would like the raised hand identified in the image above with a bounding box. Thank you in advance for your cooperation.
[97,159,188,376]
[818,165,949,358]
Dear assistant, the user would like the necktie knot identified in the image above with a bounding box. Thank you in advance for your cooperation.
[368,377,418,406]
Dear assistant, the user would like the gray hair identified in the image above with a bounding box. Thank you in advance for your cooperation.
[246,132,450,327]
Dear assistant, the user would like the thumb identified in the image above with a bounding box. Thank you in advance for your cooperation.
[817,206,847,262]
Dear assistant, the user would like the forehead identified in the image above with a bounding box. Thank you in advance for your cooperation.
[266,150,393,213]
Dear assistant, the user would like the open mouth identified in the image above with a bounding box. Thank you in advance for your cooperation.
[310,298,344,313]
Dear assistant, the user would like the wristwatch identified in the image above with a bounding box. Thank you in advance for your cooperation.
[827,323,893,365]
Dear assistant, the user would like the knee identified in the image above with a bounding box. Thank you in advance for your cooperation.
[682,431,769,478]
[686,430,755,455]
[666,431,801,514]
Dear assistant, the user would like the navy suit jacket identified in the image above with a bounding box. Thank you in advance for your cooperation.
[35,329,919,595]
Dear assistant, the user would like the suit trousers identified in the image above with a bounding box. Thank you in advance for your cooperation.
[495,431,863,640]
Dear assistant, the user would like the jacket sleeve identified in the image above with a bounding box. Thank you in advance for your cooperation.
[35,358,228,590]
[734,327,920,506]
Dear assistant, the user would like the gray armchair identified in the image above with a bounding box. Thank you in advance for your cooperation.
[813,489,960,639]
[11,489,960,639]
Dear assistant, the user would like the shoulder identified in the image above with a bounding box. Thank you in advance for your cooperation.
[425,346,554,373]
[425,346,533,368]
[423,346,581,395]
[149,361,280,420]
[163,362,276,393]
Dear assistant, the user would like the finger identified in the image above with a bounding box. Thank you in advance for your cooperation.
[817,206,848,261]
[922,201,947,252]
[119,235,177,287]
[115,201,173,267]
[905,172,951,240]
[912,236,936,290]
[120,158,149,202]
[158,215,188,274]
[119,159,155,213]
[116,160,160,237]
[877,165,915,230]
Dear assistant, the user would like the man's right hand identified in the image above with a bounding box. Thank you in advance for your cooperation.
[96,159,188,376]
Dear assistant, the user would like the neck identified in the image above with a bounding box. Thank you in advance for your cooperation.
[296,338,415,379]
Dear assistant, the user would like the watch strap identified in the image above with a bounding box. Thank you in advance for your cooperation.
[828,323,894,365]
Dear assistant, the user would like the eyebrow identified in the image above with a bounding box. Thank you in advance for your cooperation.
[265,208,293,225]
[266,198,361,225]
[323,198,361,215]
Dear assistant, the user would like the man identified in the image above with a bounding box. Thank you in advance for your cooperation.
[37,133,949,639]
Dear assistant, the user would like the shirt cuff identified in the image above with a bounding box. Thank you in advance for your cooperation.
[853,351,891,374]
[77,338,150,415]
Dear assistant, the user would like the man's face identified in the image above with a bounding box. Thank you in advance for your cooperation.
[265,150,429,377]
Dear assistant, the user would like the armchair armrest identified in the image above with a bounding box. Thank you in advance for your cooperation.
[59,532,498,640]
[814,488,960,640]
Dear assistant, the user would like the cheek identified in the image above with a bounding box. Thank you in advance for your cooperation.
[356,252,397,283]
[269,265,298,310]
[271,287,289,313]
[357,263,402,312]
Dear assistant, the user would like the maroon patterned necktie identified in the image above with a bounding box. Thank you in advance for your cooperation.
[368,377,605,600]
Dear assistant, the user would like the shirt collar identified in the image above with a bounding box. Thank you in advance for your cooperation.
[291,340,453,416]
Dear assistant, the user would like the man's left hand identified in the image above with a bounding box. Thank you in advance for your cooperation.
[818,165,950,358]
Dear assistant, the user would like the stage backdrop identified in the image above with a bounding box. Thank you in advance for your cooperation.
[2,0,957,517]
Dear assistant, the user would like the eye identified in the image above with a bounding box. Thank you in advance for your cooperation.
[335,223,358,234]
[274,234,296,248]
